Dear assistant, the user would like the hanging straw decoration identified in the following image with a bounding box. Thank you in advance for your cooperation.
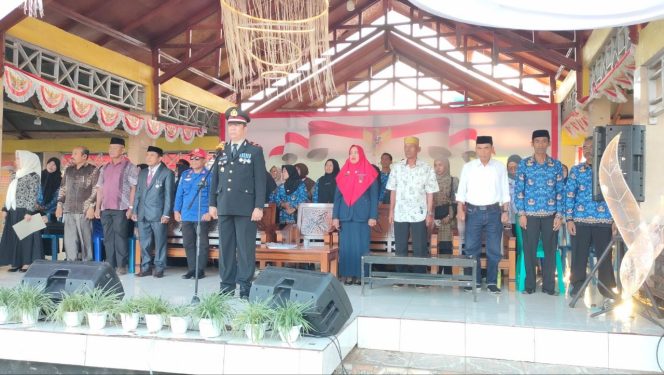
[23,0,44,18]
[220,0,336,102]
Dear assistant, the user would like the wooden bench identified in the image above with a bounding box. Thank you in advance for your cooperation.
[362,254,478,301]
[255,245,339,276]
[451,234,516,291]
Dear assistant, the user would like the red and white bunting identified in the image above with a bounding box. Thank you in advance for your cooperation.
[590,46,636,104]
[2,64,209,143]
[122,113,144,135]
[36,84,67,113]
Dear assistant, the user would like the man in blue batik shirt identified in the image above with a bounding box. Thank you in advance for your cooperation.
[514,129,565,295]
[565,136,616,299]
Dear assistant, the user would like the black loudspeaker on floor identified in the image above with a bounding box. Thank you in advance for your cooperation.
[21,260,124,299]
[250,266,353,337]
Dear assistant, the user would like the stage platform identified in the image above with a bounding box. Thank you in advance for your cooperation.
[0,265,661,374]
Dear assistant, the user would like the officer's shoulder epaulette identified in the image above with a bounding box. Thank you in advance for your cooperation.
[247,140,262,148]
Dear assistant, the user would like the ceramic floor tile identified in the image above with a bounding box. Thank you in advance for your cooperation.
[608,333,663,372]
[408,352,466,373]
[400,319,465,356]
[401,305,467,322]
[534,328,609,368]
[521,361,610,374]
[345,348,412,368]
[357,317,401,351]
[464,356,526,374]
[466,323,535,362]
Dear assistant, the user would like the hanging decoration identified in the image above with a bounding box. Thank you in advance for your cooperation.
[2,64,207,143]
[589,46,636,104]
[23,0,44,18]
[220,0,335,102]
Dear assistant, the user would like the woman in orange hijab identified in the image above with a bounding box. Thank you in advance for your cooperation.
[332,145,379,285]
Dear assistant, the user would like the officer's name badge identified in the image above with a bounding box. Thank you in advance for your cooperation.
[239,153,252,164]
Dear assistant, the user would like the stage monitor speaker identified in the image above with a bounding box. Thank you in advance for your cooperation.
[22,260,124,300]
[250,266,352,337]
[592,125,645,202]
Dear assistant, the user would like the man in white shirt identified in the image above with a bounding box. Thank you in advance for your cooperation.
[456,136,510,294]
[387,136,439,279]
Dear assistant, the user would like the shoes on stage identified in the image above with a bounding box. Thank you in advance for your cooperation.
[343,278,353,286]
[19,267,28,273]
[182,271,194,279]
[195,272,205,279]
[116,266,127,275]
[415,284,428,289]
[464,285,481,293]
[353,278,362,286]
[487,285,501,294]
[522,288,535,294]
[239,294,249,300]
[542,289,557,296]
[136,269,152,277]
[7,267,20,272]
[392,283,406,288]
[153,271,164,278]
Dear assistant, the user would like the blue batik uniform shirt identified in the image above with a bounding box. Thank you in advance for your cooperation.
[174,168,210,221]
[514,155,564,217]
[564,163,613,225]
[269,183,309,224]
[378,171,390,203]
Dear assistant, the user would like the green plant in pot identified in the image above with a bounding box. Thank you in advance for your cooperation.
[168,303,192,335]
[234,299,274,343]
[0,287,13,324]
[272,300,312,344]
[135,295,170,334]
[49,291,87,328]
[83,286,121,330]
[193,292,234,338]
[113,298,141,332]
[11,283,55,326]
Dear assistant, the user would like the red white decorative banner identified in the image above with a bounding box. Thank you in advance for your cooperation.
[562,109,589,138]
[36,85,67,113]
[590,46,636,104]
[97,105,122,131]
[2,64,208,143]
[122,113,144,135]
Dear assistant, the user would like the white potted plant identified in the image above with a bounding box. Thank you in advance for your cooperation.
[83,287,120,330]
[136,295,170,334]
[10,283,54,326]
[272,300,312,344]
[234,299,274,343]
[113,298,141,332]
[193,292,234,338]
[0,287,13,324]
[50,291,87,328]
[168,304,192,335]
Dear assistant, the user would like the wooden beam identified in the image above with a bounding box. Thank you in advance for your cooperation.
[95,0,184,46]
[4,102,125,136]
[0,8,25,33]
[157,38,225,84]
[493,29,580,70]
[49,1,150,51]
[56,0,106,33]
[151,4,219,48]
[152,49,161,116]
[3,115,31,140]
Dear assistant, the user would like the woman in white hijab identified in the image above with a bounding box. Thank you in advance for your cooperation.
[0,150,43,272]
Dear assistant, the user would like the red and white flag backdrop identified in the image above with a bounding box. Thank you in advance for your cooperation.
[3,64,207,144]
[248,105,558,177]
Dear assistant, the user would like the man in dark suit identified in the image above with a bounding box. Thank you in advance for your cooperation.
[133,146,175,278]
[209,107,266,299]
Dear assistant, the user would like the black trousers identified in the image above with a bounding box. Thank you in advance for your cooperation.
[438,241,453,274]
[570,223,615,298]
[100,209,128,268]
[394,220,428,273]
[522,215,557,292]
[219,215,256,296]
[181,221,210,273]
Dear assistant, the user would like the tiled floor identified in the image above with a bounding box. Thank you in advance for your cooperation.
[337,348,660,374]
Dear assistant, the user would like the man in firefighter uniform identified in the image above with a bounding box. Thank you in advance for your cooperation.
[209,107,266,299]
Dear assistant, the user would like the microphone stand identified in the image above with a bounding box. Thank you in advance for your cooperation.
[190,166,213,305]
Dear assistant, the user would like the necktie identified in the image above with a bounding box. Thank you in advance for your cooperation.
[232,144,238,158]
[147,169,154,186]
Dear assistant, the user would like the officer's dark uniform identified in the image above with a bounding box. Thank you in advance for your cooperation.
[209,108,266,297]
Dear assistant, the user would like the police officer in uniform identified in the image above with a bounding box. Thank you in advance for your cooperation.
[209,107,266,299]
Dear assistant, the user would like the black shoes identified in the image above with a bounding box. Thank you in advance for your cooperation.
[523,288,535,294]
[136,269,152,277]
[182,271,194,279]
[195,271,205,279]
[487,285,501,294]
[7,267,19,272]
[542,289,557,296]
[153,271,164,278]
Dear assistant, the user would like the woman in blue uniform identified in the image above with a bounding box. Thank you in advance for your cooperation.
[270,165,309,226]
[332,145,378,285]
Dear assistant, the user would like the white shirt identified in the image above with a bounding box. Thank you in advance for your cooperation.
[230,139,245,153]
[456,158,510,206]
[386,159,439,222]
[147,164,160,178]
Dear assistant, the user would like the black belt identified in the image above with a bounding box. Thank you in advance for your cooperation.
[466,203,500,210]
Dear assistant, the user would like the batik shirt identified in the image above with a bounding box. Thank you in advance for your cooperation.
[386,159,438,222]
[564,163,613,225]
[514,155,564,217]
[269,183,309,224]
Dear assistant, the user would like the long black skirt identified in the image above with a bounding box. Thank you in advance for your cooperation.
[0,208,44,267]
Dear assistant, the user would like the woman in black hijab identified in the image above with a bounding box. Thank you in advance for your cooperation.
[38,157,62,222]
[269,165,309,225]
[313,159,340,203]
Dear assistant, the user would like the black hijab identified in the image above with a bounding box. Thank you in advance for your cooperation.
[316,159,340,203]
[282,165,302,196]
[41,157,62,204]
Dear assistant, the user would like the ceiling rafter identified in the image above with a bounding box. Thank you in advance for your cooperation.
[150,4,219,48]
[157,37,225,84]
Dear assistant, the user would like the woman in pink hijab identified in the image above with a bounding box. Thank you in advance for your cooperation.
[332,145,379,285]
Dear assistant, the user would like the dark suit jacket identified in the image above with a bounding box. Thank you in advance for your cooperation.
[332,178,379,222]
[134,162,175,222]
[209,140,267,216]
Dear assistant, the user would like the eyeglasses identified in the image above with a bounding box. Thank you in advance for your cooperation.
[190,157,202,161]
